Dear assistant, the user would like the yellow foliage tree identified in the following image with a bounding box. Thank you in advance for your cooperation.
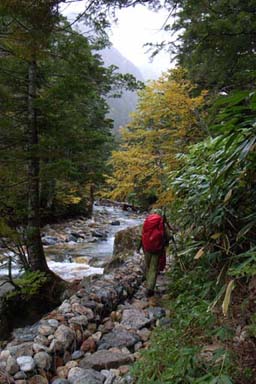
[106,68,207,208]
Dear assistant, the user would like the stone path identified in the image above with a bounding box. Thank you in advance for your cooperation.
[0,255,170,384]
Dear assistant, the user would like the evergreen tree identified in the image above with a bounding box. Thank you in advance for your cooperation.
[0,0,60,272]
[162,0,256,91]
[0,1,142,274]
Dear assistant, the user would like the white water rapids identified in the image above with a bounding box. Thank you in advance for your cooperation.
[0,205,143,281]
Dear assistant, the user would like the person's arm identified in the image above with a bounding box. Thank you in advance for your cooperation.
[164,216,179,233]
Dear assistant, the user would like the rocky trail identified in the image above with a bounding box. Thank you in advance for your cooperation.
[0,206,171,384]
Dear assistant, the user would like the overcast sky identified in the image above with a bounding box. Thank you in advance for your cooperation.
[109,5,173,76]
[61,2,173,78]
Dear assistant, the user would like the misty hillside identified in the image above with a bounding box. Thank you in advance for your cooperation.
[100,47,144,133]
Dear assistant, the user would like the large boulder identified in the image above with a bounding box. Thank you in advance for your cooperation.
[110,226,141,268]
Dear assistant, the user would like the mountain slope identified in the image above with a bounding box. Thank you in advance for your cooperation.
[100,47,144,133]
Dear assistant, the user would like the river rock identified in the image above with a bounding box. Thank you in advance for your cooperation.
[34,351,52,369]
[137,328,151,342]
[91,331,102,343]
[58,301,72,314]
[69,315,88,327]
[71,350,84,360]
[54,325,75,349]
[34,334,50,347]
[91,230,107,239]
[71,303,89,316]
[68,367,105,384]
[42,236,58,246]
[98,329,139,351]
[14,371,27,379]
[47,319,59,328]
[147,306,166,320]
[52,379,70,384]
[79,299,97,310]
[101,370,116,384]
[6,355,19,375]
[112,226,141,258]
[56,365,69,378]
[79,350,133,370]
[67,234,78,243]
[0,349,10,361]
[16,355,36,372]
[28,375,49,384]
[121,309,151,330]
[33,342,50,353]
[49,339,64,353]
[71,232,85,239]
[80,336,97,353]
[7,342,34,357]
[38,324,55,337]
[111,221,120,226]
[12,323,40,343]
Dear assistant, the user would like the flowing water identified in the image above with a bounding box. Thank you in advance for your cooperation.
[0,205,143,282]
[44,205,143,280]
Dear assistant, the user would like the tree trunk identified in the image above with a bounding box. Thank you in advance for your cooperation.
[26,60,50,272]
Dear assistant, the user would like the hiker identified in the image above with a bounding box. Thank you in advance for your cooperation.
[138,211,174,297]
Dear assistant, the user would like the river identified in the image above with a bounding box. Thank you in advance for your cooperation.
[0,204,143,282]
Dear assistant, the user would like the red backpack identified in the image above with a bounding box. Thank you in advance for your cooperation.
[142,214,164,253]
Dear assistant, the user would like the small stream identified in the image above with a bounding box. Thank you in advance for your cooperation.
[44,205,143,280]
[0,205,143,282]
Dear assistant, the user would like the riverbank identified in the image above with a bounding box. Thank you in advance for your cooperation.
[0,254,170,384]
[0,205,144,281]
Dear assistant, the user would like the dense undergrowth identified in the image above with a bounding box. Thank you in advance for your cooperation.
[133,261,235,384]
[132,91,256,384]
[133,256,256,384]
